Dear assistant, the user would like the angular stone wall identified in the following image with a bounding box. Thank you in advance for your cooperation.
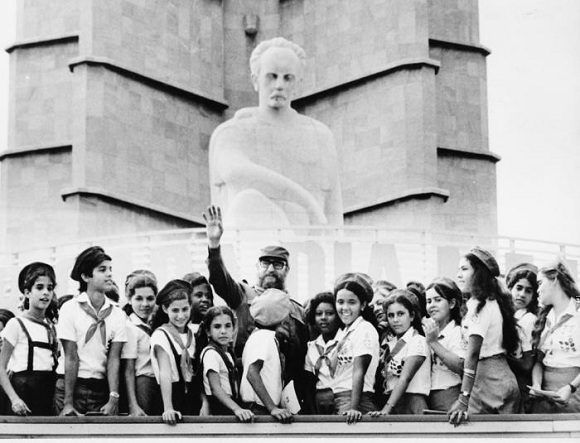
[1,0,497,252]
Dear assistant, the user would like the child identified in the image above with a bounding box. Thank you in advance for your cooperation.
[0,262,58,415]
[448,247,520,425]
[506,263,538,412]
[421,278,465,411]
[331,274,379,423]
[150,279,197,424]
[304,291,341,414]
[55,246,127,416]
[240,288,293,423]
[201,306,253,421]
[121,270,160,416]
[372,291,430,415]
[529,261,580,413]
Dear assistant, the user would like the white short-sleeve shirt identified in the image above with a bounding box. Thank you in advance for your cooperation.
[430,320,464,391]
[385,327,431,395]
[240,329,282,406]
[150,323,196,383]
[0,316,55,372]
[515,309,537,354]
[332,317,379,394]
[121,313,154,378]
[202,346,235,396]
[461,297,505,358]
[540,299,580,368]
[304,334,339,390]
[56,293,128,379]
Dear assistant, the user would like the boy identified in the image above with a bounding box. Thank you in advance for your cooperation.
[54,246,127,415]
[240,288,293,423]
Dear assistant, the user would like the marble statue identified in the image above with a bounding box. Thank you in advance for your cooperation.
[209,37,343,227]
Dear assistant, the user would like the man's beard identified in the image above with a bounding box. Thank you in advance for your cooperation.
[259,273,285,290]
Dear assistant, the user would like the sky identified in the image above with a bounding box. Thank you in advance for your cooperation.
[0,0,579,245]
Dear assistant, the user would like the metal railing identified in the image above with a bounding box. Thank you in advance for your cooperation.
[1,226,579,310]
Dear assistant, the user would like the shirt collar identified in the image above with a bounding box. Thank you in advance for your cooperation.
[439,320,458,339]
[77,291,113,313]
[130,313,148,327]
[343,316,364,334]
[547,298,578,324]
[399,325,416,342]
[314,333,338,348]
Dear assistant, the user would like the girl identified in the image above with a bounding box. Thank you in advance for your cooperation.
[201,306,253,421]
[121,270,160,416]
[150,279,197,424]
[0,262,58,416]
[422,278,465,411]
[372,290,431,415]
[331,274,379,423]
[506,263,538,412]
[529,261,580,413]
[448,247,520,425]
[304,291,341,414]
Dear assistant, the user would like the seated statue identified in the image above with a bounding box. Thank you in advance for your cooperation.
[209,37,343,227]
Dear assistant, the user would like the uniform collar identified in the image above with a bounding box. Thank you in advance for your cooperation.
[77,291,113,313]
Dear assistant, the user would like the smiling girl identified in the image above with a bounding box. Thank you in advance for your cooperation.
[150,280,197,424]
[529,261,580,413]
[421,278,465,411]
[121,270,160,416]
[331,274,379,423]
[0,262,58,416]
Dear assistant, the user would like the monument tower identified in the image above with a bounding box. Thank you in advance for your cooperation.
[1,0,496,252]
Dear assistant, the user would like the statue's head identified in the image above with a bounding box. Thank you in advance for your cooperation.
[249,37,306,110]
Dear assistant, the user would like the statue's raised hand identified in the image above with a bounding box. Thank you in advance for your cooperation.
[203,205,224,248]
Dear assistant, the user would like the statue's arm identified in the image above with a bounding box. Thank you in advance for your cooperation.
[211,127,327,224]
[319,126,344,225]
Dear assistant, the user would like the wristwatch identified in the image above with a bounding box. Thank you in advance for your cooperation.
[109,391,120,399]
[460,391,471,398]
[569,383,577,393]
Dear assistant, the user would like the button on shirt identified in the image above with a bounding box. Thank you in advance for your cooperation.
[56,293,127,379]
[430,320,464,391]
[304,334,339,390]
[461,298,505,358]
[332,317,379,394]
[540,299,580,368]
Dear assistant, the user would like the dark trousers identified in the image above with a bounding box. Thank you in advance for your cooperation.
[11,371,55,415]
[53,376,108,415]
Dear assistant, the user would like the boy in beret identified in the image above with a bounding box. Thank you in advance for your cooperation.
[54,246,127,416]
[240,289,293,422]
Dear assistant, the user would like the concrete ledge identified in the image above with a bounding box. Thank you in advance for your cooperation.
[293,57,441,106]
[68,56,229,111]
[5,34,79,53]
[429,38,491,56]
[437,146,502,163]
[0,143,72,161]
[60,186,205,226]
[344,187,450,215]
[0,414,578,438]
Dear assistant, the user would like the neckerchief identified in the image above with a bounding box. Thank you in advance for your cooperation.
[326,321,360,375]
[160,323,194,383]
[314,340,339,377]
[78,301,113,345]
[382,329,416,382]
[130,313,152,336]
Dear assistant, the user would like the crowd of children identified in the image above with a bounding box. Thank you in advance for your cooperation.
[0,206,579,426]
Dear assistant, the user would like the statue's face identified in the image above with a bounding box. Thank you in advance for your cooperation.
[252,47,301,110]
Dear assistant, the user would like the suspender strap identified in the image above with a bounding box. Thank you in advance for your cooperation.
[160,329,185,387]
[201,345,239,400]
[16,318,58,372]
